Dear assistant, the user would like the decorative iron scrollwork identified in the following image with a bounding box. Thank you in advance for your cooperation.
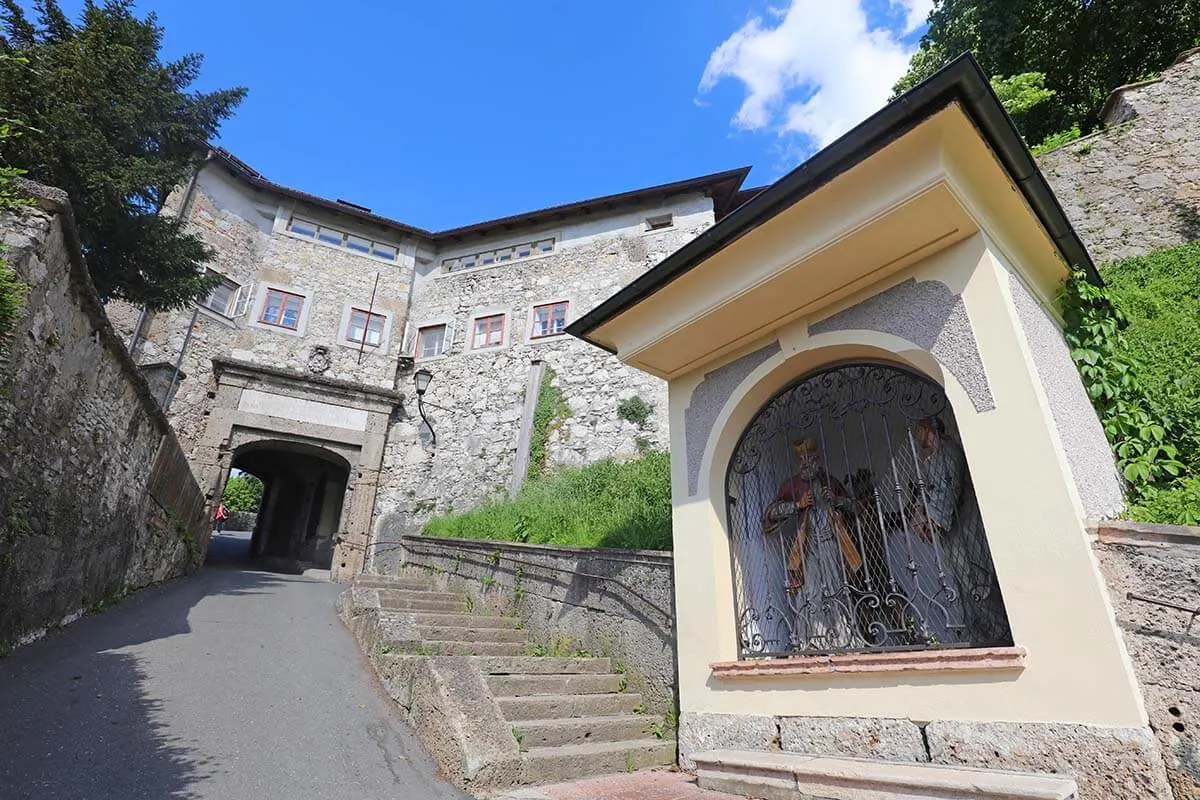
[725,363,1011,659]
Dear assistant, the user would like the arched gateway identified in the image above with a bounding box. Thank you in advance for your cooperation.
[726,363,1011,658]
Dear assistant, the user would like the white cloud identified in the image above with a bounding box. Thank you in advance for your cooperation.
[700,1,930,156]
[894,0,934,34]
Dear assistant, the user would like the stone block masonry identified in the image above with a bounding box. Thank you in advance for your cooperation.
[1037,48,1200,263]
[398,535,677,716]
[0,181,207,653]
[372,198,709,548]
[1094,520,1200,800]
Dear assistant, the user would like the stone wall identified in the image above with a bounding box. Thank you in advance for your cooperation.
[0,182,207,653]
[371,197,711,548]
[139,167,414,463]
[1037,48,1200,263]
[1093,520,1200,800]
[398,535,676,714]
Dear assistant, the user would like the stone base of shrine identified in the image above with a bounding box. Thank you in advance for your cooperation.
[678,713,1169,800]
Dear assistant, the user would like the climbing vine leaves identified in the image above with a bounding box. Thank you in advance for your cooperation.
[1058,270,1184,498]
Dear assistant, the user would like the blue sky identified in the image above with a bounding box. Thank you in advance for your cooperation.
[42,1,931,230]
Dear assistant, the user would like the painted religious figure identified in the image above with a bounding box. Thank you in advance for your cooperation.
[885,417,967,644]
[762,438,865,651]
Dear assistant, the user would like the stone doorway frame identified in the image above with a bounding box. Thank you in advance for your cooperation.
[193,357,404,581]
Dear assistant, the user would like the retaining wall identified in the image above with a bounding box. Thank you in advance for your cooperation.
[1094,520,1200,800]
[0,182,207,653]
[398,535,676,714]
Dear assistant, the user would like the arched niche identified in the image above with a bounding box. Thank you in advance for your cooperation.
[720,357,1012,659]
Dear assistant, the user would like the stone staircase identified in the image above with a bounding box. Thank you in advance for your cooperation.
[339,573,674,791]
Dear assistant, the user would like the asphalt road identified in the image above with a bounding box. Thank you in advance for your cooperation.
[0,531,471,800]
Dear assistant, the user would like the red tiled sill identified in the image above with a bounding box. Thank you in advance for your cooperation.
[710,646,1027,678]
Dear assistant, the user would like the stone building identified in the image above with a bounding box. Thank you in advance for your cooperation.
[112,151,749,578]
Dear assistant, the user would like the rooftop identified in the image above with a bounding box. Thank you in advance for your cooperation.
[210,148,751,245]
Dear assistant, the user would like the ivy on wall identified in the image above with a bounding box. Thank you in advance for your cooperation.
[1060,258,1197,523]
[527,365,569,479]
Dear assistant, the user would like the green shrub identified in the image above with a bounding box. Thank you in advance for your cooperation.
[1101,242,1200,473]
[1128,476,1200,527]
[222,473,263,512]
[616,395,653,428]
[1090,241,1200,525]
[424,452,672,550]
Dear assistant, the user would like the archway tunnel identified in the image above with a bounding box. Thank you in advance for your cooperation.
[225,440,352,569]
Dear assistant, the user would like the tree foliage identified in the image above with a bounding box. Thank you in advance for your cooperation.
[895,0,1200,147]
[222,473,263,513]
[0,0,246,310]
[0,53,29,353]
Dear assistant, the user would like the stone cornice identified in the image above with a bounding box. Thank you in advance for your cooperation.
[212,356,405,407]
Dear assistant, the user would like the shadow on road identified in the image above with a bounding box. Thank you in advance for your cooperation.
[0,531,295,799]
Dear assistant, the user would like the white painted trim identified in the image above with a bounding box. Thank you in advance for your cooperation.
[466,307,513,353]
[195,304,240,329]
[410,316,455,360]
[525,296,574,344]
[334,300,394,355]
[432,248,557,281]
[276,227,405,266]
[248,282,314,338]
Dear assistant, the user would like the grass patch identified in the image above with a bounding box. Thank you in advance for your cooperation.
[424,452,672,550]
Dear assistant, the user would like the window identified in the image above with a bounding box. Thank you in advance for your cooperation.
[471,314,506,350]
[417,324,447,359]
[645,213,673,231]
[202,271,241,316]
[286,216,399,262]
[442,237,556,273]
[317,226,344,246]
[346,308,386,347]
[531,301,569,339]
[260,288,305,330]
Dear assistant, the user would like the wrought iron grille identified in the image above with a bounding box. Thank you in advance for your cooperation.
[725,363,1012,659]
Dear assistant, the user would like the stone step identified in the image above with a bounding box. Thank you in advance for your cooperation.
[475,656,614,675]
[512,714,667,748]
[378,588,464,603]
[418,626,527,644]
[519,739,676,784]
[379,597,468,613]
[354,575,434,591]
[692,750,1078,800]
[385,639,526,656]
[488,673,623,697]
[498,692,645,721]
[411,612,522,629]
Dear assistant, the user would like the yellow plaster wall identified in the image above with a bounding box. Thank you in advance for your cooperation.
[667,237,1146,727]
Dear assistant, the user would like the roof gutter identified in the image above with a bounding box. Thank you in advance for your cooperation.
[567,53,1100,344]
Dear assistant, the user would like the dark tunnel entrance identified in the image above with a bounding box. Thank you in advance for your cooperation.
[225,440,351,570]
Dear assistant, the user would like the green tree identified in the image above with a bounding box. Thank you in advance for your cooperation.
[0,0,246,310]
[222,473,263,513]
[894,0,1200,147]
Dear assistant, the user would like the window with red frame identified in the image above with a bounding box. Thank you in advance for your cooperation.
[531,301,568,338]
[259,289,304,330]
[346,308,386,346]
[471,314,505,350]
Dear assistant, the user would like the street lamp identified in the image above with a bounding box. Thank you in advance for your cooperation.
[413,368,435,447]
